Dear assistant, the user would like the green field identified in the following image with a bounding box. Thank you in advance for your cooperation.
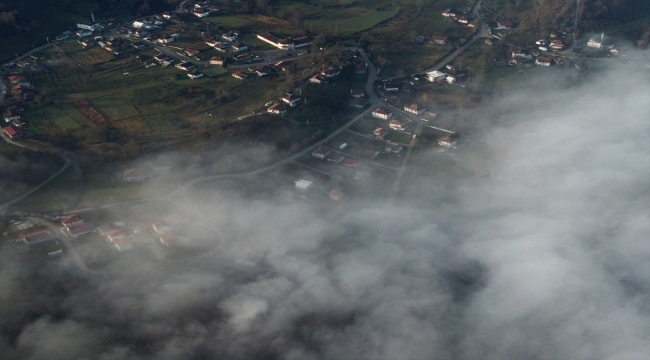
[205,15,255,28]
[28,107,81,130]
[308,6,399,34]
[92,95,139,120]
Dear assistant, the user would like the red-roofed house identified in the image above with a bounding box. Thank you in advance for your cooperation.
[23,230,55,245]
[438,136,457,147]
[350,88,365,98]
[342,157,360,167]
[497,21,513,29]
[404,104,426,115]
[372,107,393,120]
[267,102,286,114]
[66,222,94,238]
[114,237,133,251]
[389,119,406,131]
[104,229,126,243]
[430,35,448,45]
[282,94,301,107]
[61,214,83,227]
[3,125,22,139]
[373,127,389,139]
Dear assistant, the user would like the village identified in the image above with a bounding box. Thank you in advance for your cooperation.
[0,0,630,272]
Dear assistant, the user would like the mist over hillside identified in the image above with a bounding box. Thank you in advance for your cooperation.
[0,59,648,359]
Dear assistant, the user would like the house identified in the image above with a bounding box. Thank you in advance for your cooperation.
[55,34,69,41]
[209,56,224,66]
[162,11,172,19]
[446,75,456,84]
[3,109,21,122]
[309,74,327,84]
[295,179,313,191]
[511,49,528,58]
[232,71,247,80]
[282,94,301,107]
[12,119,25,127]
[371,107,393,120]
[535,56,552,66]
[176,62,195,71]
[154,54,171,63]
[385,144,403,154]
[329,189,343,202]
[497,21,513,29]
[254,66,272,77]
[321,67,341,78]
[193,8,210,17]
[326,152,345,163]
[158,230,175,246]
[80,39,94,48]
[485,38,497,46]
[104,229,126,243]
[8,75,24,84]
[158,37,175,44]
[132,41,147,49]
[188,71,204,79]
[350,88,365,98]
[549,39,564,50]
[96,224,112,236]
[442,9,456,17]
[373,127,389,139]
[61,214,83,227]
[3,125,22,139]
[267,102,286,114]
[205,39,220,47]
[132,20,146,29]
[430,35,448,45]
[312,147,331,159]
[350,98,369,108]
[587,37,604,48]
[183,48,199,57]
[231,42,248,52]
[23,230,55,246]
[364,149,380,158]
[438,136,457,147]
[233,53,253,62]
[342,157,360,167]
[274,60,292,71]
[123,168,147,182]
[457,16,469,24]
[389,119,406,131]
[16,60,29,68]
[384,82,400,91]
[222,31,239,42]
[214,44,227,52]
[66,223,94,238]
[113,237,133,251]
[256,32,292,50]
[424,70,447,82]
[77,23,100,31]
[76,29,93,37]
[554,57,569,66]
[354,61,367,73]
[404,104,425,115]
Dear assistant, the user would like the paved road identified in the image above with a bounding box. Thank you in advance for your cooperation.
[421,20,492,74]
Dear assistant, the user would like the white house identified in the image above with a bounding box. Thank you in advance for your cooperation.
[312,147,331,160]
[188,72,204,79]
[424,70,447,82]
[295,179,313,191]
[535,57,552,66]
[404,104,425,115]
[389,119,406,131]
[438,136,457,147]
[282,94,301,107]
[76,29,93,37]
[77,23,100,31]
[372,107,393,120]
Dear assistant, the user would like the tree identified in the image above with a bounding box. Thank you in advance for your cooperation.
[290,8,306,28]
[121,139,141,159]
